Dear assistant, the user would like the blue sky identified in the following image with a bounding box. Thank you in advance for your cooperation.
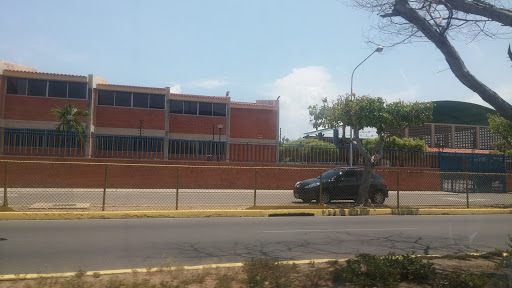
[1,0,510,140]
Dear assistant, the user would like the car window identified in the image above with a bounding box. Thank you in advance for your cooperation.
[343,170,357,179]
[317,170,341,180]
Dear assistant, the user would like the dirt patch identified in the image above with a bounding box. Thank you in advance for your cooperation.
[1,255,510,288]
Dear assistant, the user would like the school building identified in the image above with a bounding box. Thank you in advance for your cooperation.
[0,61,279,162]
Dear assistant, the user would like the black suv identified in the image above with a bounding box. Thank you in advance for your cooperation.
[293,167,388,204]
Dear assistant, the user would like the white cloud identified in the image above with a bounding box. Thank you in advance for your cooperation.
[169,84,182,93]
[192,79,229,89]
[379,87,420,103]
[266,66,341,140]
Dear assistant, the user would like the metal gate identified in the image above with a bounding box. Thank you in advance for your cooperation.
[439,152,506,193]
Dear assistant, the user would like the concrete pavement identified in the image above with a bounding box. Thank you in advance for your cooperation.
[1,215,511,274]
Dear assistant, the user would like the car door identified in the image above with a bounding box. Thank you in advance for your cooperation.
[337,170,359,200]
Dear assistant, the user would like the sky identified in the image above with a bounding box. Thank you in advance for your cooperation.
[1,0,510,140]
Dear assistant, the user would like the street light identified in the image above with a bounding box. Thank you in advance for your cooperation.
[217,124,223,141]
[348,46,383,167]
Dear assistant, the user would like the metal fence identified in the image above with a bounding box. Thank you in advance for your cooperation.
[3,129,512,170]
[0,160,511,212]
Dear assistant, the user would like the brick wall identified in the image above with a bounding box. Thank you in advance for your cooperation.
[4,95,87,122]
[0,155,450,192]
[169,114,227,135]
[95,106,165,130]
[230,107,277,140]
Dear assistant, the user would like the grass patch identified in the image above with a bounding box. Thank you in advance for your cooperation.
[2,246,512,288]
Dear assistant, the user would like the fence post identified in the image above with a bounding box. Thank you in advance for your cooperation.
[465,173,470,209]
[176,167,180,210]
[319,173,323,204]
[396,170,400,209]
[102,164,108,211]
[253,169,257,207]
[3,162,8,208]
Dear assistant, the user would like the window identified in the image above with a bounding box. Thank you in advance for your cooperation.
[149,94,165,109]
[27,79,47,96]
[170,100,226,117]
[68,82,87,99]
[98,90,115,105]
[199,102,213,116]
[7,78,87,99]
[133,93,149,108]
[115,91,131,107]
[170,100,183,113]
[183,101,197,115]
[48,81,67,98]
[6,78,27,95]
[213,103,227,117]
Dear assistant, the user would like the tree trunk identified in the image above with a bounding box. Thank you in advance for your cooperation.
[356,160,373,206]
[390,0,512,122]
[354,132,387,206]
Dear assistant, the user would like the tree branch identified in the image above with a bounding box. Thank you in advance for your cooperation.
[392,0,512,122]
[446,0,512,27]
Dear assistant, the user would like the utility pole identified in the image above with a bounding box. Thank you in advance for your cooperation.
[138,120,144,137]
[137,120,144,159]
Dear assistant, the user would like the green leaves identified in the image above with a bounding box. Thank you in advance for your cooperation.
[50,103,89,135]
[308,94,434,136]
[488,114,512,145]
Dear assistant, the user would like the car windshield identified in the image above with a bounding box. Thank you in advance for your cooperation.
[316,170,342,180]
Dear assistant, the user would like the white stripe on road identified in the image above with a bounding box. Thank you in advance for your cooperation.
[263,228,418,233]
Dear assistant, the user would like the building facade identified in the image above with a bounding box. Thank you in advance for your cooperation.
[0,61,279,162]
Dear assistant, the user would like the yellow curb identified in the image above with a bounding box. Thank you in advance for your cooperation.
[2,252,498,281]
[1,208,511,220]
[0,258,350,281]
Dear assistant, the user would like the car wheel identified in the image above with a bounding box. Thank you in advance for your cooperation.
[301,198,313,203]
[371,190,385,204]
[317,192,331,204]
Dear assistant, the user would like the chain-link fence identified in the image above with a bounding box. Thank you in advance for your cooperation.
[0,160,511,212]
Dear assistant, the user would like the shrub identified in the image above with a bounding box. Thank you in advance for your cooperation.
[363,136,428,151]
[331,253,436,288]
[434,271,510,288]
[242,258,297,288]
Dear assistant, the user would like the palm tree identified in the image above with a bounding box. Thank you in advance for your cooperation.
[50,103,89,135]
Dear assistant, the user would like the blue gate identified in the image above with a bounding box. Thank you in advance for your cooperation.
[439,152,506,193]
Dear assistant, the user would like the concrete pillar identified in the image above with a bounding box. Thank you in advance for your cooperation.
[85,75,95,158]
[0,75,5,155]
[451,125,456,148]
[475,127,480,150]
[430,124,435,147]
[226,97,231,162]
[404,127,409,139]
[275,98,280,163]
[164,87,170,160]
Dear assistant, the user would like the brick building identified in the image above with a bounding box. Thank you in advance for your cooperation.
[0,61,279,162]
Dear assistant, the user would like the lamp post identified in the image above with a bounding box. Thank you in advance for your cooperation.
[217,124,223,160]
[348,46,383,167]
[66,115,74,157]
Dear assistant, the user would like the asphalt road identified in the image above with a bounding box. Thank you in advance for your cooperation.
[2,189,512,210]
[1,215,511,274]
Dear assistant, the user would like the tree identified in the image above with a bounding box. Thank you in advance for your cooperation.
[488,113,512,155]
[352,0,512,121]
[309,94,434,206]
[50,103,89,134]
[363,136,428,151]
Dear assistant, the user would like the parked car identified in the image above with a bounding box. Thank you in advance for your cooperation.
[293,167,388,204]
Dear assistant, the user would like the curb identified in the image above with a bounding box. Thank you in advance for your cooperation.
[0,253,497,281]
[1,208,512,220]
[0,258,348,281]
